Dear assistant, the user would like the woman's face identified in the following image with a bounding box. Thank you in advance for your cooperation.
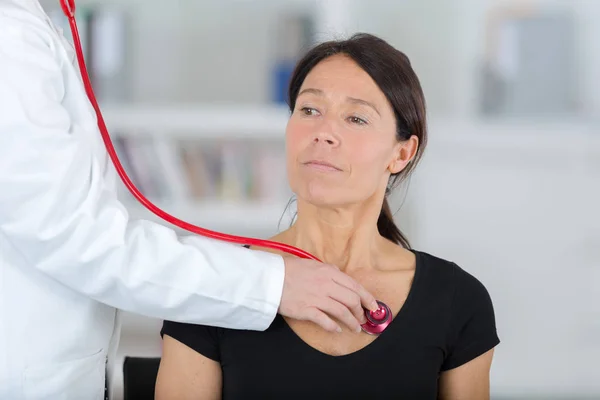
[286,54,408,209]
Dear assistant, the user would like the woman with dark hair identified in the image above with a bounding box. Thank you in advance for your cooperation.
[156,33,500,399]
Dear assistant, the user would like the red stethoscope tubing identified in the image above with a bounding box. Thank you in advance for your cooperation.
[59,0,320,261]
[59,0,393,335]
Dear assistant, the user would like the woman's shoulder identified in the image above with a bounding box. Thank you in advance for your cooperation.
[161,319,225,342]
[412,250,494,304]
[410,251,500,370]
[160,320,225,362]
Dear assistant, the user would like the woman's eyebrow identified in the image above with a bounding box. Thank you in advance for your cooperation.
[298,88,380,116]
[346,96,380,116]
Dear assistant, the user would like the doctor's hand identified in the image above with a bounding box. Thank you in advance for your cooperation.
[278,257,379,333]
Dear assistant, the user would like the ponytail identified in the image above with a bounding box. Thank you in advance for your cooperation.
[377,198,411,249]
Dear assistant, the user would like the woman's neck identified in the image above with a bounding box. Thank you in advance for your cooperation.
[282,202,387,272]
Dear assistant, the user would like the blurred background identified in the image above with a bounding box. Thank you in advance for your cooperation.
[40,0,599,398]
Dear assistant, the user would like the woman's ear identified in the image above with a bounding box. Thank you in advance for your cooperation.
[388,135,419,174]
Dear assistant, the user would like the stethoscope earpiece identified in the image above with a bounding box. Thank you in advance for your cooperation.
[361,300,392,335]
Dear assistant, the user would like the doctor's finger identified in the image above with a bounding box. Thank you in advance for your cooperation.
[326,283,367,326]
[330,269,378,312]
[304,307,341,333]
[316,296,362,333]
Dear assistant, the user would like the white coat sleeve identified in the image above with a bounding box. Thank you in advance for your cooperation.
[0,12,285,330]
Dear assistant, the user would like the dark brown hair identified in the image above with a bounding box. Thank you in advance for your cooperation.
[286,33,428,248]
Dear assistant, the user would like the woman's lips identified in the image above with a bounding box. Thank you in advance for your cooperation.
[303,160,342,172]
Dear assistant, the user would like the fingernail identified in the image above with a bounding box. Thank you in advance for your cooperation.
[356,326,362,333]
[371,302,379,311]
[336,326,343,333]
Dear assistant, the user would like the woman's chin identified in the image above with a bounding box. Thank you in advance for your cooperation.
[296,187,346,209]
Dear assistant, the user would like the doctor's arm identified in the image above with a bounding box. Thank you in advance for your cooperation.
[0,15,376,332]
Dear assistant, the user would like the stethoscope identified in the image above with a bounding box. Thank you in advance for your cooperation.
[58,0,391,335]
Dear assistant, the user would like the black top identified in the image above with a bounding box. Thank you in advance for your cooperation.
[161,250,500,399]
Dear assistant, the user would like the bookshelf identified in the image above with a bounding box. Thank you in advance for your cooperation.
[102,104,294,236]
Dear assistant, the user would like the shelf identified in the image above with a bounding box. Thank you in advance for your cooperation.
[427,118,600,156]
[101,103,291,140]
[123,200,294,235]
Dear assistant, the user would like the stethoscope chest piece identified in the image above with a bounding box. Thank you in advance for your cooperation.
[361,300,392,335]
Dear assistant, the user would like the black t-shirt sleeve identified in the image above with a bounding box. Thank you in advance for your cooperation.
[440,264,500,371]
[160,320,222,362]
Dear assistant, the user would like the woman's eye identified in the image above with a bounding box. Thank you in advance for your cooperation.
[348,116,367,125]
[301,107,318,116]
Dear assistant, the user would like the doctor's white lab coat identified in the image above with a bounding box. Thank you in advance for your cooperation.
[0,1,285,398]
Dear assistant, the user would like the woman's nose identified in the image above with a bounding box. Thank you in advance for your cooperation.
[312,123,340,147]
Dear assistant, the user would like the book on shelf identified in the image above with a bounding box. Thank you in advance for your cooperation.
[113,136,290,208]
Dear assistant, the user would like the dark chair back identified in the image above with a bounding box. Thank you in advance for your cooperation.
[122,356,161,400]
